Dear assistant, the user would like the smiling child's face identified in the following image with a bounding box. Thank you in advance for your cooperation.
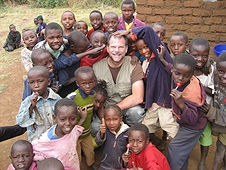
[54,106,77,138]
[45,29,63,51]
[136,39,152,60]
[217,61,226,87]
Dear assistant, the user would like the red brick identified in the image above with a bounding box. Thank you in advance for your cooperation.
[184,17,202,24]
[163,24,173,30]
[210,26,226,33]
[154,8,172,15]
[190,25,210,32]
[213,10,226,16]
[184,1,202,7]
[186,32,198,40]
[137,7,152,14]
[173,8,192,15]
[203,1,225,10]
[165,31,175,39]
[165,16,182,24]
[146,16,163,24]
[165,0,182,7]
[147,0,163,6]
[193,9,211,17]
[137,14,146,22]
[204,17,223,25]
[219,34,226,42]
[172,24,190,31]
[136,0,146,5]
[200,33,218,41]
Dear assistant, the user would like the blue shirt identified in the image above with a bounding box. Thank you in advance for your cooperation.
[17,88,61,141]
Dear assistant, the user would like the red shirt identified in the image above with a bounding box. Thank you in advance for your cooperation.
[129,143,170,170]
[80,47,108,67]
[87,25,106,40]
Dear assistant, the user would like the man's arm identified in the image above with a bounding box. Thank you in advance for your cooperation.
[117,80,144,110]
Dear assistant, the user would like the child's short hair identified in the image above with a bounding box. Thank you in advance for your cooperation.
[104,12,118,20]
[90,30,106,41]
[189,37,210,52]
[217,52,226,67]
[37,158,64,170]
[10,140,33,155]
[45,22,63,35]
[151,22,166,32]
[94,79,108,98]
[22,29,36,39]
[28,66,49,79]
[31,48,52,64]
[61,10,75,20]
[9,24,15,28]
[173,53,196,72]
[105,104,122,116]
[74,20,88,29]
[171,32,188,44]
[90,10,103,18]
[54,98,77,116]
[74,66,95,80]
[129,123,149,139]
[68,30,89,46]
[121,0,136,9]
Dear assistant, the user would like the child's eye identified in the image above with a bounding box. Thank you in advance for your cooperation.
[70,117,76,120]
[218,70,224,74]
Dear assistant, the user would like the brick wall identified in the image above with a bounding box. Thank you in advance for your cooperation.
[136,0,226,57]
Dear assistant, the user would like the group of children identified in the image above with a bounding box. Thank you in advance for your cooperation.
[2,0,226,169]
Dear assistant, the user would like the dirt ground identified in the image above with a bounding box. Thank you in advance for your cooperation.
[0,49,219,170]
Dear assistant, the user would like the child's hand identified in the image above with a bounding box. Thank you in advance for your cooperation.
[89,45,105,55]
[157,45,168,66]
[122,152,132,169]
[78,106,87,120]
[77,106,87,126]
[100,118,106,134]
[157,45,166,60]
[30,92,39,107]
[170,89,186,111]
[199,101,210,114]
[100,118,106,139]
[130,56,139,65]
[113,29,131,36]
[51,79,62,93]
[130,162,138,170]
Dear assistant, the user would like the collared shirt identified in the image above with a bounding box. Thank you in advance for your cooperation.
[16,88,62,141]
[78,88,95,98]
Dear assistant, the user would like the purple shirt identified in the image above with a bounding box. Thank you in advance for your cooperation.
[117,16,145,30]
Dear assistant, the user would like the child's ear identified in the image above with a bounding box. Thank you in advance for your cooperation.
[48,78,51,86]
[70,44,74,50]
[53,115,56,122]
[75,80,79,87]
[186,43,189,49]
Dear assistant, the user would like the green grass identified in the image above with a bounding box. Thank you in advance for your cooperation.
[0,73,11,80]
[0,84,8,93]
[0,5,121,94]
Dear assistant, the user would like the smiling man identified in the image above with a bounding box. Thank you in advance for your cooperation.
[93,34,145,126]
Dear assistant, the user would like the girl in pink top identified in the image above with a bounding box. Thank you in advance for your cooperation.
[32,98,87,170]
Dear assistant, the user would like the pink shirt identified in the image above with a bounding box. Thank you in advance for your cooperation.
[7,161,36,170]
[32,125,84,170]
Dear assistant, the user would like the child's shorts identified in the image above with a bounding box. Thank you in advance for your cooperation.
[142,104,179,138]
[198,121,212,146]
